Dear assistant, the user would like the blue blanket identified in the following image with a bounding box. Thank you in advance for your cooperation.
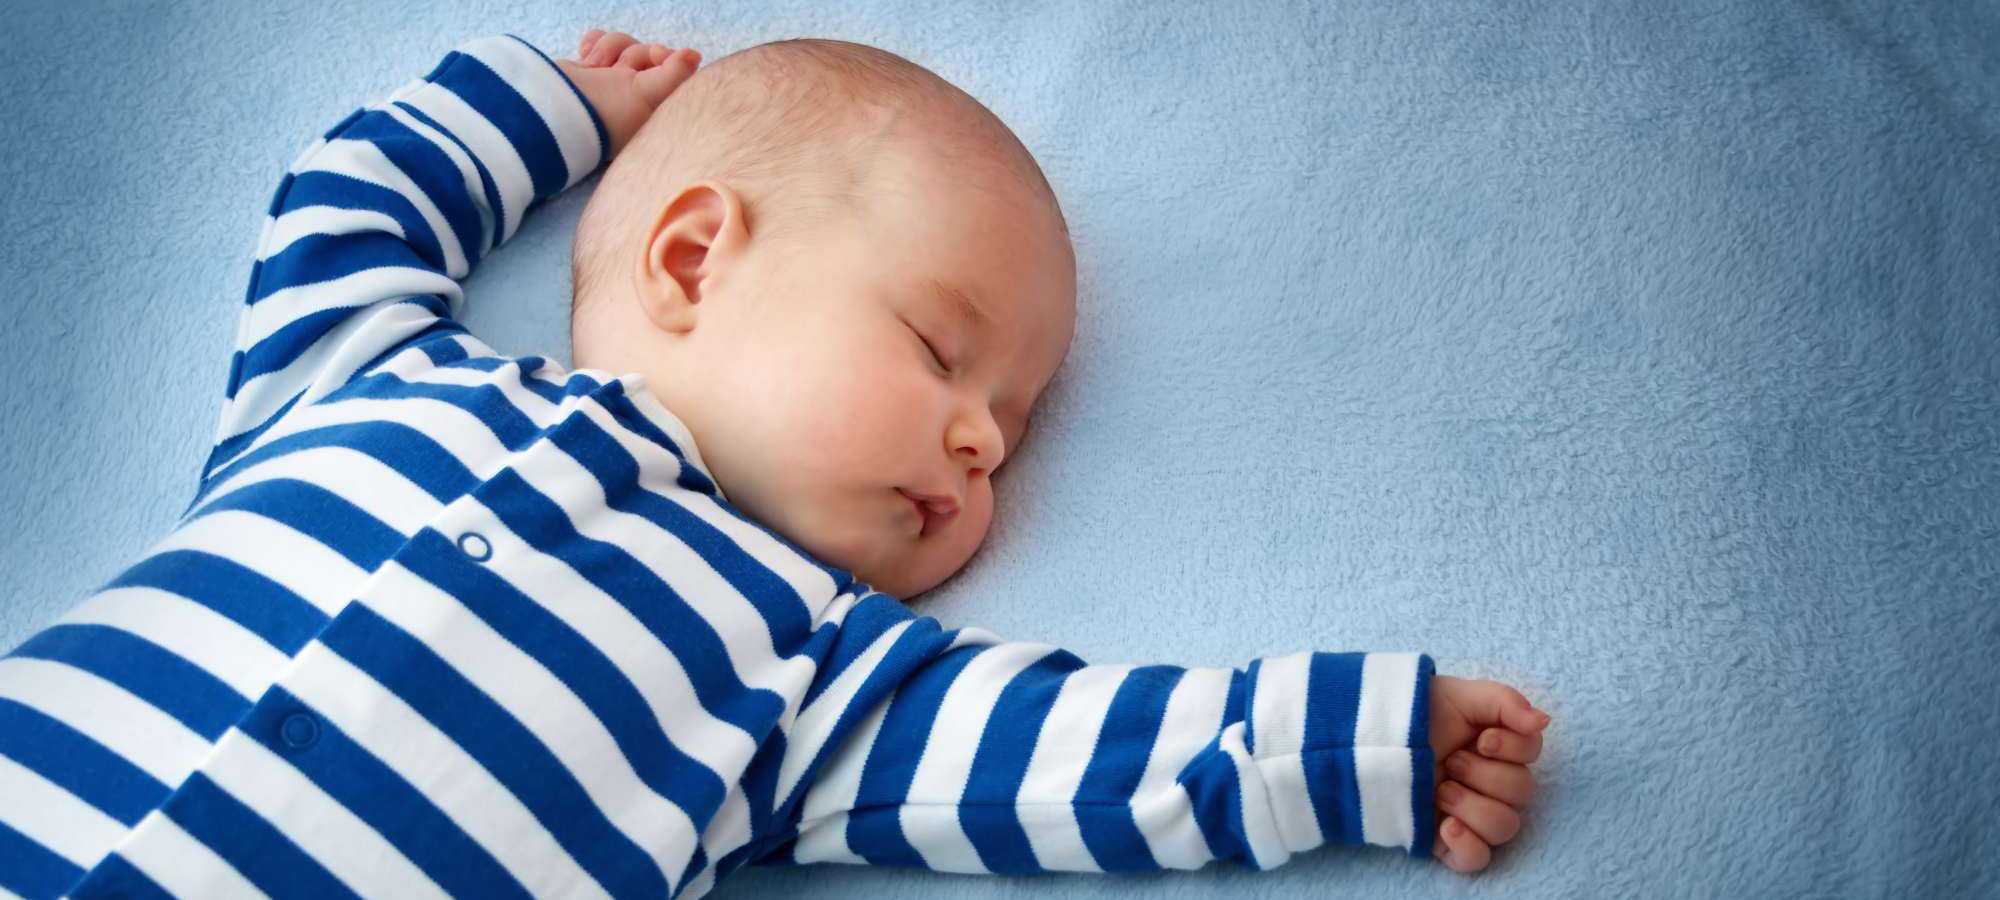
[2,0,1995,895]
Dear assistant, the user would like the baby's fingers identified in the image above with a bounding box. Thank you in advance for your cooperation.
[1433,816,1491,874]
[616,42,660,69]
[634,49,701,104]
[1477,726,1543,765]
[1438,780,1521,845]
[1475,680,1548,735]
[585,31,638,67]
[1445,751,1535,807]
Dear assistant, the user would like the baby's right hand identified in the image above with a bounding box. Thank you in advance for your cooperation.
[1425,674,1550,874]
[555,29,703,157]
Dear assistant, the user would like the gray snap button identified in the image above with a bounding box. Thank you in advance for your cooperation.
[280,712,320,749]
[457,531,492,561]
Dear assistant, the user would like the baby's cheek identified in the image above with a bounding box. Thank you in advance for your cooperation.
[957,484,997,552]
[795,355,890,426]
[763,378,869,461]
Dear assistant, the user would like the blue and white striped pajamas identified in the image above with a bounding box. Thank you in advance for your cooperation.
[0,34,1437,899]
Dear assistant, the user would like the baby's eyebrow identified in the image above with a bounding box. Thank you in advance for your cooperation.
[928,279,992,331]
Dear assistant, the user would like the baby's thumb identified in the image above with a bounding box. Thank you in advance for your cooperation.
[1466,680,1548,734]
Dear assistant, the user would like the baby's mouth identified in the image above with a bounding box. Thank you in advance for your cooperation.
[897,488,959,537]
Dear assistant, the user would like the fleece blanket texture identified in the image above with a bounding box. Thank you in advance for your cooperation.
[2,0,1995,896]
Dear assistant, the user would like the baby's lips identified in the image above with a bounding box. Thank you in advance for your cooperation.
[898,487,960,536]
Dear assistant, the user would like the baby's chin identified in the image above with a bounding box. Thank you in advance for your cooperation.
[751,495,973,599]
[845,541,944,599]
[772,512,912,593]
[836,533,966,600]
[861,562,952,600]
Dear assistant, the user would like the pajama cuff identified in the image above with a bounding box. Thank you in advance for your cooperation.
[1245,651,1436,859]
[411,34,611,197]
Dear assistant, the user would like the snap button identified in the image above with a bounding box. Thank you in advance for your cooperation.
[280,712,320,749]
[457,531,492,562]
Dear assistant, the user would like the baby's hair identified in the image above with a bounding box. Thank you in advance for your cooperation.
[570,37,1066,319]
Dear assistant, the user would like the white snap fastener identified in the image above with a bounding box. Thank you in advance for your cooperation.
[457,532,492,561]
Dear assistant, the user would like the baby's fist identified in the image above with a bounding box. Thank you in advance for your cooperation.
[555,29,703,157]
[1426,675,1549,874]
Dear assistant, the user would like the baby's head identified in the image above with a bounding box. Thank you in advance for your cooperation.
[569,38,1076,599]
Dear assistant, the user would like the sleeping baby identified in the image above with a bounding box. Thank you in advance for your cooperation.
[0,26,1550,899]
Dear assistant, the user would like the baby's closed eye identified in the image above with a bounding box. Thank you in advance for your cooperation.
[907,321,951,373]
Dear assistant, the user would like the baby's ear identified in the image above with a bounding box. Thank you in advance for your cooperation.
[635,180,747,333]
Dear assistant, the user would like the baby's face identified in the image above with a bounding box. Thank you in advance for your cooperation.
[654,149,1075,598]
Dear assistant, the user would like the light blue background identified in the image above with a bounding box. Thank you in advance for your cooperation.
[2,0,1996,896]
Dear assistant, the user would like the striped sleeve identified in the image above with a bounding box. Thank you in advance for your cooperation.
[203,33,608,484]
[753,596,1436,877]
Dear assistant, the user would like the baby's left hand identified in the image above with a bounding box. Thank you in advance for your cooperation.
[1426,674,1550,873]
[555,29,702,157]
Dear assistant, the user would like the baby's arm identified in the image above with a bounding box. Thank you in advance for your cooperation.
[200,34,678,491]
[738,592,1443,880]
